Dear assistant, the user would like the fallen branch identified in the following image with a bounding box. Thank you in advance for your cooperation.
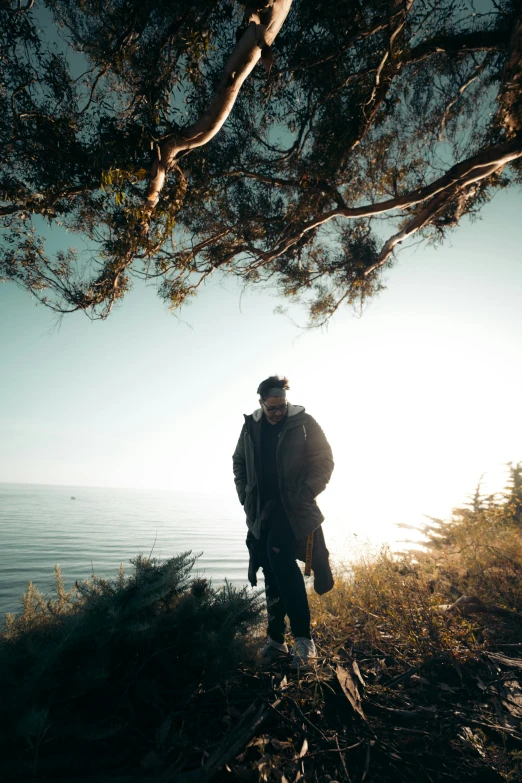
[438,595,522,621]
[166,699,279,783]
[485,652,522,670]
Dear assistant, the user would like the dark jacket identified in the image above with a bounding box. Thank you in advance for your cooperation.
[246,526,335,596]
[232,403,334,540]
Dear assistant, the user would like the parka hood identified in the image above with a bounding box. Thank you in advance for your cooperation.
[251,402,305,422]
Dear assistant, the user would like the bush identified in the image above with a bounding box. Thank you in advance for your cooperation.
[0,552,263,778]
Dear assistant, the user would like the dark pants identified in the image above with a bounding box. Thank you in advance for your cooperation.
[257,505,311,643]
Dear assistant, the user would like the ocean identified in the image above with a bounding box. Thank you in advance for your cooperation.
[0,482,258,619]
[0,482,407,620]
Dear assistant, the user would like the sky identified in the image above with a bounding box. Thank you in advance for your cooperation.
[1,188,521,545]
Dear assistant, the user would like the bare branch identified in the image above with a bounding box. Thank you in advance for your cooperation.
[350,0,414,152]
[250,136,522,267]
[365,186,465,276]
[78,66,108,115]
[408,28,507,63]
[145,0,293,212]
[438,61,486,141]
[0,187,91,217]
[225,170,298,188]
[224,169,345,205]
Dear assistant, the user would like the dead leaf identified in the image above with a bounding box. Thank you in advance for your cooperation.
[248,735,268,748]
[474,675,487,691]
[501,679,522,717]
[269,738,293,751]
[459,726,485,757]
[490,695,507,726]
[352,658,366,687]
[410,674,430,685]
[361,740,372,782]
[336,663,366,721]
[438,683,458,692]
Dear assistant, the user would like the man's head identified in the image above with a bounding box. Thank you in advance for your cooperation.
[257,375,289,424]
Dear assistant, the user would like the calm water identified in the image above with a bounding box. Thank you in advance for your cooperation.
[0,482,409,620]
[0,483,257,618]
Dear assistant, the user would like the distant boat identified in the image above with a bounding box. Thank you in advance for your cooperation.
[71,496,76,500]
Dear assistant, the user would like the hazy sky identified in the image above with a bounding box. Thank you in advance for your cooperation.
[1,189,521,544]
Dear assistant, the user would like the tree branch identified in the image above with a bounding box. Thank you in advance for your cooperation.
[247,135,522,267]
[286,3,424,73]
[438,63,485,141]
[348,0,414,152]
[78,66,108,115]
[351,21,508,152]
[225,169,298,188]
[364,185,466,276]
[408,28,507,63]
[144,0,293,212]
[224,169,345,205]
[0,187,92,217]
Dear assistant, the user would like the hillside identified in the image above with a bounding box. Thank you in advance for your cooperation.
[1,464,522,782]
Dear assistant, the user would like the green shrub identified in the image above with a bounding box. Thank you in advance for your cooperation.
[0,552,263,778]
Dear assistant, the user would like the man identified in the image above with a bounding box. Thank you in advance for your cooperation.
[232,375,334,668]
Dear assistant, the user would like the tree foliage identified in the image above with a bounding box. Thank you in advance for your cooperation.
[1,0,522,323]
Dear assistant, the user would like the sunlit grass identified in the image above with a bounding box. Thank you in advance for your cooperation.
[308,462,522,665]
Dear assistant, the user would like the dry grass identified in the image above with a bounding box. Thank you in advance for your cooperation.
[309,465,522,667]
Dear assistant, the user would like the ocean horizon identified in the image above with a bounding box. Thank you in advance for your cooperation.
[0,481,257,618]
[0,480,414,619]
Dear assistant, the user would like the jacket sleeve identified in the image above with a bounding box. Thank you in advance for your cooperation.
[232,424,247,505]
[304,415,334,498]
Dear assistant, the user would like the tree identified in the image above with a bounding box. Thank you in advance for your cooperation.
[1,0,521,323]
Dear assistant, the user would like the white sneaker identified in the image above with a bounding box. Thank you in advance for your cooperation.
[260,638,289,663]
[290,637,317,669]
